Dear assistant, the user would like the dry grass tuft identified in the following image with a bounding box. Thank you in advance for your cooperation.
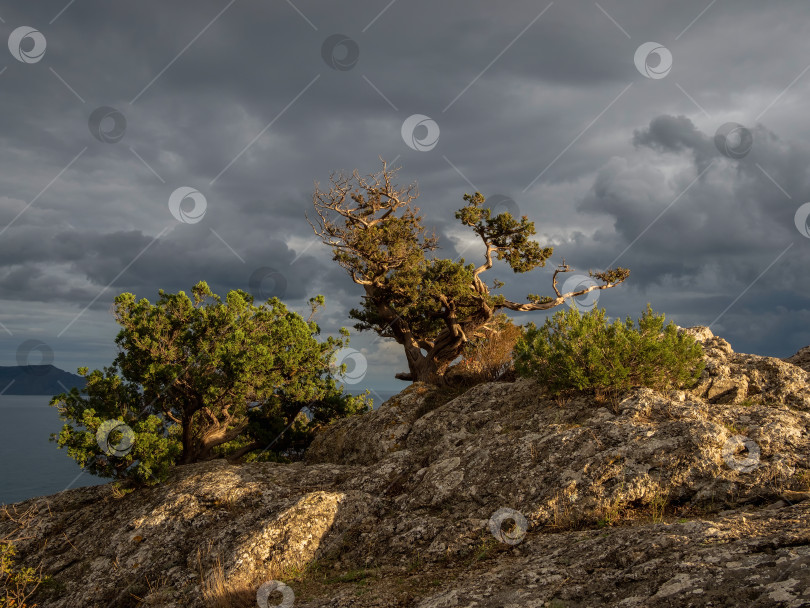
[447,314,523,386]
[1,504,47,608]
[198,543,309,608]
[200,555,258,608]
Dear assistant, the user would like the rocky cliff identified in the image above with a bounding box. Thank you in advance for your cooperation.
[2,328,809,607]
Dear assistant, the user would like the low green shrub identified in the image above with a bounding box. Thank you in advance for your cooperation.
[1,541,45,608]
[513,304,704,402]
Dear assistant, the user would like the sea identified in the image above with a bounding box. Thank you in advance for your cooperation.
[0,390,399,506]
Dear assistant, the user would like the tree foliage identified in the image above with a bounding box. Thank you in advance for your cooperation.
[309,160,630,383]
[513,304,705,402]
[50,282,370,485]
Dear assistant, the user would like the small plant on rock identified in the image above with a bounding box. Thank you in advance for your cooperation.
[1,541,46,608]
[1,506,47,608]
[513,304,704,404]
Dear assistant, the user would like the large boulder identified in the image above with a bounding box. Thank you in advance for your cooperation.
[305,382,440,465]
[678,326,810,410]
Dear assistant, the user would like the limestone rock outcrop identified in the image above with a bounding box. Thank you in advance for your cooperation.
[2,328,808,607]
[678,326,810,410]
[786,345,810,374]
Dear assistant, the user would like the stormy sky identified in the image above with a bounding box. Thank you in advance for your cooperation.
[1,0,809,394]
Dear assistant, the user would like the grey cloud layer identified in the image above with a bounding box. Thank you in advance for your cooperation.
[1,0,809,388]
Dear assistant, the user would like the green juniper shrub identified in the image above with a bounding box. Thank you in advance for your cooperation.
[50,282,370,486]
[513,304,704,404]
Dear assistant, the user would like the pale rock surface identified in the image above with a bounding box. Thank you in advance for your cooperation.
[2,327,809,607]
[786,345,810,374]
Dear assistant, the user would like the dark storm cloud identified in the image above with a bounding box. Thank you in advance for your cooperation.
[632,114,717,172]
[1,0,810,386]
[0,223,336,306]
[570,113,810,355]
[583,115,810,263]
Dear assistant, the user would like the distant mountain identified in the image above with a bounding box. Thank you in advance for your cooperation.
[0,365,86,396]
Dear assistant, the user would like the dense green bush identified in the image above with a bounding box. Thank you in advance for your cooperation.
[513,304,704,402]
[50,282,370,486]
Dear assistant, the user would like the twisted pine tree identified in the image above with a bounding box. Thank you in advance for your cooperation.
[308,160,630,384]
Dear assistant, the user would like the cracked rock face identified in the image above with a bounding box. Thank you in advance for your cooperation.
[3,328,809,607]
[680,326,810,411]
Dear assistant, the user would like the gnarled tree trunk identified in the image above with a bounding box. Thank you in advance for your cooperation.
[394,309,494,385]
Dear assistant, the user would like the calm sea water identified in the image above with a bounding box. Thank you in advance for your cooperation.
[0,395,109,506]
[0,390,400,506]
